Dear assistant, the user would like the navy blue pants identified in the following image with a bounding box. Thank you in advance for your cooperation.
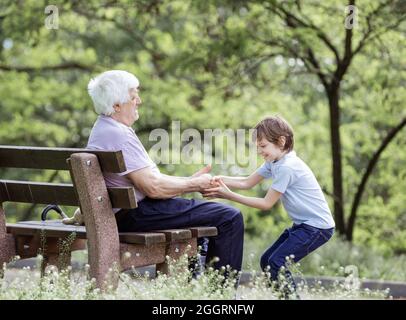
[260,223,334,284]
[115,197,244,272]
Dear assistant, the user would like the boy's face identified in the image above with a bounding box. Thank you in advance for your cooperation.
[256,137,284,162]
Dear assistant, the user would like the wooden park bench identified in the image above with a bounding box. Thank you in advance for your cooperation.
[0,146,217,289]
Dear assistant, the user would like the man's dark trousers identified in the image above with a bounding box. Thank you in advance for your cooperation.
[115,197,244,272]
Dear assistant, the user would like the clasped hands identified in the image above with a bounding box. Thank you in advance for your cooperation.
[192,165,232,199]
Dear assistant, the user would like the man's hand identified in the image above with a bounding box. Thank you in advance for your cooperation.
[191,164,212,178]
[202,178,233,199]
[194,173,218,191]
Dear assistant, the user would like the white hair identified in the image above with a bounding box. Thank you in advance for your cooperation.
[87,70,139,115]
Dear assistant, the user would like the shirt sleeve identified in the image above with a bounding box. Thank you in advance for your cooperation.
[256,161,272,178]
[117,135,154,176]
[271,166,294,193]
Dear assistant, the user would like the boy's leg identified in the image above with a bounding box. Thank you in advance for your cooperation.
[262,224,334,298]
[260,228,290,271]
[116,197,244,273]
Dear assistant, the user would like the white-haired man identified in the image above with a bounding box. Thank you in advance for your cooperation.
[84,70,244,276]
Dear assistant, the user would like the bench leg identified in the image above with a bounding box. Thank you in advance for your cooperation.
[156,260,169,275]
[40,252,69,275]
[1,205,17,270]
[40,251,72,276]
[0,234,17,278]
[156,238,197,276]
[39,237,73,277]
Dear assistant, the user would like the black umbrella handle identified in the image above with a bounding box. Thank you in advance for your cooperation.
[41,204,68,221]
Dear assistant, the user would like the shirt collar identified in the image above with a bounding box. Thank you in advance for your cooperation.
[100,115,135,133]
[272,150,296,163]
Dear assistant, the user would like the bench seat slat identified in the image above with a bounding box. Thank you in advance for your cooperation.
[119,232,166,246]
[6,222,87,239]
[152,229,192,242]
[0,146,126,173]
[189,227,218,238]
[6,222,217,246]
[0,180,137,209]
[6,221,166,245]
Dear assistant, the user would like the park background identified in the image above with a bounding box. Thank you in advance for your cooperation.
[0,0,405,284]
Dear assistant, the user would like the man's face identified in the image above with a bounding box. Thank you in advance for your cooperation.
[120,87,142,125]
[256,137,284,162]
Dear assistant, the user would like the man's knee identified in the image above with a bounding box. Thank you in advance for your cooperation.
[213,206,244,241]
[224,206,244,225]
[203,202,244,234]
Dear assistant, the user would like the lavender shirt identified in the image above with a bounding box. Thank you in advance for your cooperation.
[87,115,160,210]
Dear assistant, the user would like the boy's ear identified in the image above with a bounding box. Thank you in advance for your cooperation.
[278,136,286,148]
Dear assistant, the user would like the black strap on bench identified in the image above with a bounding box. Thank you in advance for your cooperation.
[41,204,68,221]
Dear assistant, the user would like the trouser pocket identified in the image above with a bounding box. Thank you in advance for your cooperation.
[306,229,333,254]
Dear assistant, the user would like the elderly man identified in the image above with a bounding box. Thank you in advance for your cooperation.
[83,70,244,275]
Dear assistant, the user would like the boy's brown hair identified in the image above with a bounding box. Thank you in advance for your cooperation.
[253,116,294,152]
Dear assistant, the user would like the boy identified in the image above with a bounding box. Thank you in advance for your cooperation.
[202,115,335,298]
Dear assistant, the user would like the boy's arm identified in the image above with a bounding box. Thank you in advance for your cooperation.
[203,180,282,211]
[226,188,282,210]
[215,172,264,190]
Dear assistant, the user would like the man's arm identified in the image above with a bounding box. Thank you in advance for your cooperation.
[160,164,212,181]
[126,166,213,199]
[214,172,264,190]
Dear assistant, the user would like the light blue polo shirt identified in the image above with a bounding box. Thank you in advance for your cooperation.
[256,151,335,229]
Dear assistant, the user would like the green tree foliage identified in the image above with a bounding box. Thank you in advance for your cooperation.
[0,0,405,254]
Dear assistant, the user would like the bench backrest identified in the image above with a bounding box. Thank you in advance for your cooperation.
[0,146,127,172]
[0,146,137,208]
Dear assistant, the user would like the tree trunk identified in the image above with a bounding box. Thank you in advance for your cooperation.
[346,117,406,241]
[327,87,346,234]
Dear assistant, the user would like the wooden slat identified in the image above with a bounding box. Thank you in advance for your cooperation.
[0,146,126,173]
[6,222,87,239]
[7,222,212,243]
[0,180,137,209]
[13,220,80,228]
[120,243,166,269]
[6,221,167,245]
[119,232,166,246]
[189,227,218,238]
[153,229,192,242]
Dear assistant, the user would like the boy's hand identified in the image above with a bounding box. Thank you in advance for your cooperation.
[210,175,221,185]
[202,178,232,199]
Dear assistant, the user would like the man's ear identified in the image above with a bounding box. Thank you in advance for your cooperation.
[113,103,121,113]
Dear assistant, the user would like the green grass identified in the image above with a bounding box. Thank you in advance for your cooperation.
[1,231,402,300]
[0,253,390,300]
[244,233,406,282]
